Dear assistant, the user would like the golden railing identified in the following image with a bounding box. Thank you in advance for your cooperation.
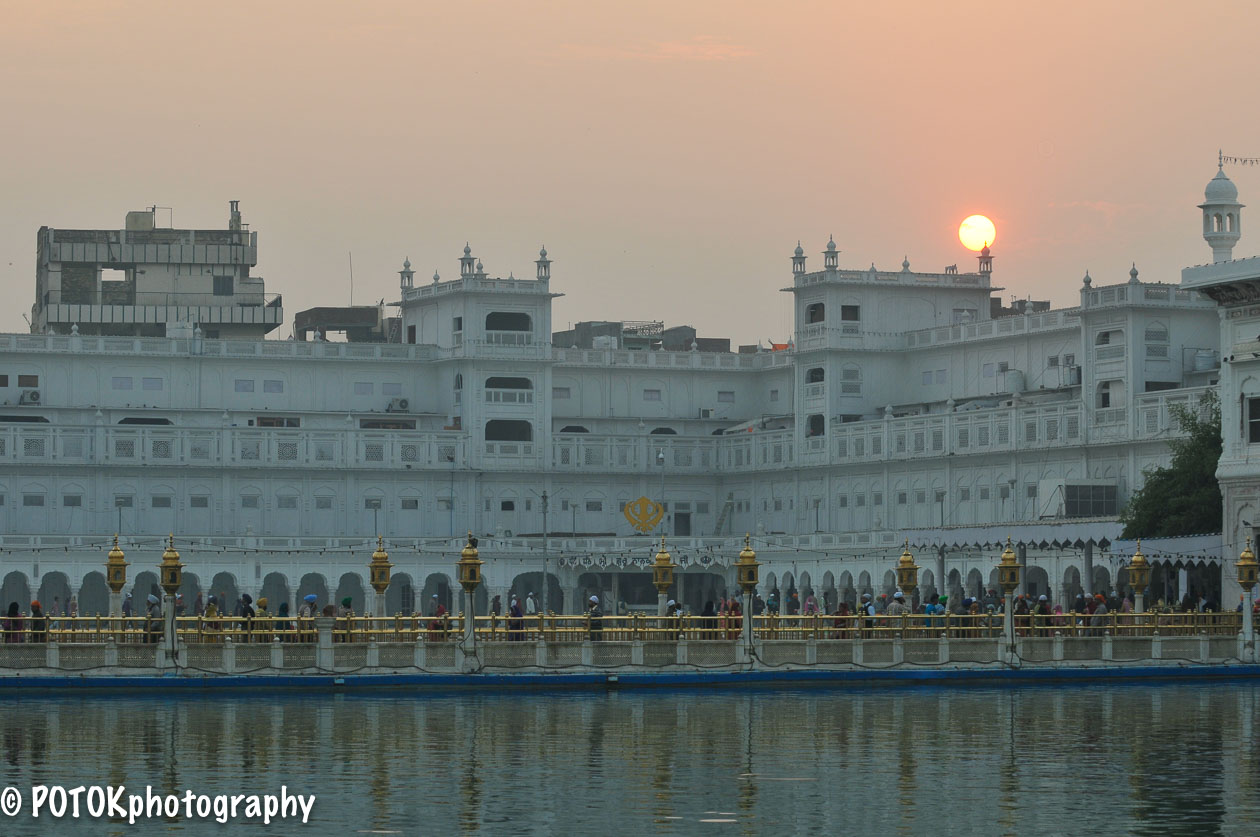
[0,610,1243,644]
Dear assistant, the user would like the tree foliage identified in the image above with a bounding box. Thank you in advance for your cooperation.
[1120,390,1222,538]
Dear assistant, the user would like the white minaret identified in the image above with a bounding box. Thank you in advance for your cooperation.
[791,241,807,275]
[1200,159,1243,263]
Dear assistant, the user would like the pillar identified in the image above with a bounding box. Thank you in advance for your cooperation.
[657,592,669,617]
[162,594,179,665]
[677,572,687,612]
[935,546,946,599]
[1244,589,1255,663]
[1017,544,1027,598]
[1083,542,1095,597]
[109,591,122,618]
[373,590,385,618]
[612,573,622,614]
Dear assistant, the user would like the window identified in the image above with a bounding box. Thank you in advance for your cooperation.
[838,496,848,508]
[453,316,463,333]
[915,489,926,504]
[241,495,260,509]
[437,498,453,511]
[111,377,133,390]
[717,391,735,403]
[979,487,990,500]
[806,368,825,384]
[18,375,38,388]
[643,389,662,401]
[382,383,402,396]
[190,496,210,509]
[234,379,254,393]
[896,492,908,505]
[213,276,234,296]
[114,495,134,508]
[315,496,334,510]
[1064,353,1076,367]
[401,497,419,510]
[360,418,416,430]
[277,495,298,509]
[1026,484,1038,499]
[770,389,779,402]
[855,494,866,507]
[774,499,783,512]
[148,495,171,509]
[982,363,995,378]
[873,492,883,506]
[960,488,971,501]
[1249,399,1260,444]
[364,497,382,510]
[586,500,603,512]
[1064,485,1119,518]
[263,379,284,394]
[553,387,571,399]
[142,377,163,391]
[999,485,1011,500]
[501,500,515,511]
[0,375,7,387]
[63,494,83,507]
[1046,356,1059,368]
[840,305,860,321]
[354,382,373,396]
[806,302,825,323]
[256,416,299,428]
[23,494,44,507]
[922,371,933,386]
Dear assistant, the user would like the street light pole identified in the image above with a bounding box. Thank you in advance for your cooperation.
[541,490,549,614]
[657,448,666,536]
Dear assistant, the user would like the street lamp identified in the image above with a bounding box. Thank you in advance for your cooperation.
[1126,539,1151,614]
[656,449,667,536]
[369,535,392,618]
[997,537,1021,653]
[106,534,128,617]
[456,532,483,650]
[735,533,760,650]
[1238,537,1258,657]
[158,534,184,658]
[895,540,919,598]
[652,535,675,616]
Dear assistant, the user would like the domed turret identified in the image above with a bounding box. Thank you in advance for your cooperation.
[823,235,839,270]
[791,240,807,275]
[1200,160,1243,262]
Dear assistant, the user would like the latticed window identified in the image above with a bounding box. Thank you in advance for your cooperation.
[364,443,384,462]
[152,440,172,459]
[278,442,298,461]
[23,437,45,457]
[401,444,419,462]
[114,439,135,458]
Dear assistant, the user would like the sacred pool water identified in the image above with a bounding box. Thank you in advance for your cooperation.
[1,683,1256,835]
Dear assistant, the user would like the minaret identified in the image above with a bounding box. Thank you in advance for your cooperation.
[460,243,475,278]
[977,244,993,276]
[1200,158,1243,263]
[823,235,839,271]
[791,241,807,276]
[399,257,414,290]
[536,246,551,280]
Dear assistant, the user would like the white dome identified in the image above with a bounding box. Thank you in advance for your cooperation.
[1205,167,1239,203]
[793,241,804,257]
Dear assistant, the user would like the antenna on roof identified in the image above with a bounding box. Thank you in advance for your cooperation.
[349,252,354,306]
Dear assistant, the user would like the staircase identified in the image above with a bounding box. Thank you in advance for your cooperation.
[713,493,735,536]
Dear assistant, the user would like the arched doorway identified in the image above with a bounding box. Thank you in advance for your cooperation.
[334,573,366,614]
[37,572,72,616]
[77,571,111,616]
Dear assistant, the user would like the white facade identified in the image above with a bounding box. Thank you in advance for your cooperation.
[0,202,1229,616]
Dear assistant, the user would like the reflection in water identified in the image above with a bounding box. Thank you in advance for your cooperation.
[0,684,1257,835]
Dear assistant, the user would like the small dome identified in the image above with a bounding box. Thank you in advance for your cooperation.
[794,241,804,257]
[539,246,548,258]
[475,259,483,271]
[1130,262,1140,282]
[432,270,440,281]
[463,243,472,256]
[901,256,911,271]
[1205,167,1239,203]
[403,257,411,270]
[826,235,837,252]
[1082,270,1092,287]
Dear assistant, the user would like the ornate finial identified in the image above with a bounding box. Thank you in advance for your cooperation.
[745,532,752,548]
[403,257,411,269]
[1219,148,1224,170]
[378,534,384,550]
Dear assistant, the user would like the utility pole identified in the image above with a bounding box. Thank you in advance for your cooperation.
[541,491,549,614]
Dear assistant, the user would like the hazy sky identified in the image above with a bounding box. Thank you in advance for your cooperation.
[2,1,1258,343]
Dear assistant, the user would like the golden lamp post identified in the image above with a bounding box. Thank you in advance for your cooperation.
[456,532,483,649]
[997,537,1021,650]
[1238,537,1258,654]
[369,535,392,617]
[106,534,128,617]
[1126,539,1152,614]
[158,534,184,656]
[734,534,760,647]
[896,540,919,599]
[652,535,675,617]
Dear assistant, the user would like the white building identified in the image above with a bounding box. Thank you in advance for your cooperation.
[0,196,1228,617]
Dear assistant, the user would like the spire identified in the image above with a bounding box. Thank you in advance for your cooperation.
[1201,161,1243,263]
[1129,262,1139,284]
[460,243,476,277]
[399,257,415,289]
[823,235,839,270]
[536,245,551,280]
[791,240,807,276]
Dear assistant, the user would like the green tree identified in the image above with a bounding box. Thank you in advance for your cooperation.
[1120,389,1222,538]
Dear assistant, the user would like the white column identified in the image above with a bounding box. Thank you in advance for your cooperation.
[109,591,122,618]
[1244,589,1255,662]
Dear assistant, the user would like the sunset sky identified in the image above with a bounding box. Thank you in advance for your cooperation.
[2,0,1258,343]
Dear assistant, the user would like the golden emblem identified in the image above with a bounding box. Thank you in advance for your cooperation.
[623,496,664,533]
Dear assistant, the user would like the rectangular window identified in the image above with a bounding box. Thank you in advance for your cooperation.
[643,389,662,401]
[234,379,254,393]
[0,375,7,387]
[401,498,419,510]
[1064,485,1119,518]
[142,377,163,391]
[552,387,571,399]
[18,374,38,388]
[717,391,735,403]
[774,499,783,512]
[979,487,990,500]
[354,382,374,396]
[960,488,971,501]
[1047,356,1059,368]
[255,416,300,428]
[111,376,133,390]
[873,492,883,506]
[840,305,860,321]
[62,494,83,507]
[263,379,284,394]
[382,382,402,396]
[315,496,334,510]
[982,363,994,378]
[114,495,134,508]
[770,389,779,402]
[501,500,515,511]
[921,371,933,386]
[896,492,908,505]
[585,500,603,512]
[1026,484,1038,499]
[151,496,172,509]
[240,495,260,509]
[855,494,866,507]
[915,489,926,504]
[277,496,298,509]
[213,276,234,296]
[1064,353,1075,367]
[1249,399,1260,444]
[23,494,44,507]
[838,495,848,508]
[452,317,463,332]
[190,496,210,509]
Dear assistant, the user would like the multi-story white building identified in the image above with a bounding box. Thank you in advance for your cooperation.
[0,193,1229,618]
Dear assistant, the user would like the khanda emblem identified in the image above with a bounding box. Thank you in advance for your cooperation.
[623,496,664,533]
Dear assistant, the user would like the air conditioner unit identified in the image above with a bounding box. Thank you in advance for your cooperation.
[385,397,410,413]
[19,389,40,405]
[699,407,714,419]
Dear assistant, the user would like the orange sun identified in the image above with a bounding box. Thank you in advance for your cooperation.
[959,215,996,251]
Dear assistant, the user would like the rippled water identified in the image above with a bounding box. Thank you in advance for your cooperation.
[1,682,1257,835]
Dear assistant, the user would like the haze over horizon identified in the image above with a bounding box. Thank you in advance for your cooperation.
[2,0,1258,344]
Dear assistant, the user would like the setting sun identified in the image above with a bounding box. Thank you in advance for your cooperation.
[959,214,996,251]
